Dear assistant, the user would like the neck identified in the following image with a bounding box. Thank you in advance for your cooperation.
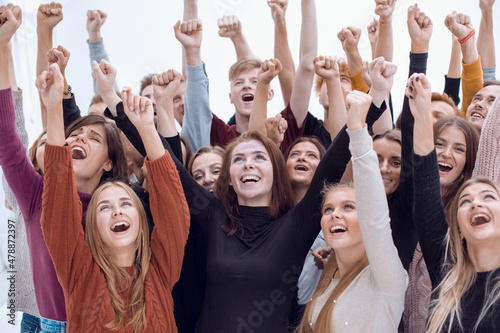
[334,246,366,279]
[293,184,309,205]
[75,175,101,195]
[467,240,500,272]
[109,247,135,267]
[235,111,249,134]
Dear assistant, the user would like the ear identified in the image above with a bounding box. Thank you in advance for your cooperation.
[102,159,113,173]
[267,88,274,101]
[229,92,235,105]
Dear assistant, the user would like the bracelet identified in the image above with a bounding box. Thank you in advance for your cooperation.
[379,19,392,24]
[459,29,475,44]
[63,84,72,96]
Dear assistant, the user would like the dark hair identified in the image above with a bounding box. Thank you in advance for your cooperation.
[139,74,155,96]
[29,129,48,176]
[284,136,326,161]
[89,91,122,108]
[434,116,480,210]
[179,136,192,168]
[373,129,402,146]
[65,115,129,185]
[431,92,459,115]
[483,80,500,88]
[187,146,225,174]
[214,130,295,235]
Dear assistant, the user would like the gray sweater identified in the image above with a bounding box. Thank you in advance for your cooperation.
[1,89,40,317]
[309,126,407,332]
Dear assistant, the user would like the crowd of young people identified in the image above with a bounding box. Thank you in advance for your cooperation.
[1,0,500,332]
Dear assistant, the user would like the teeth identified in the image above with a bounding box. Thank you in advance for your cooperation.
[295,165,308,171]
[438,162,452,169]
[72,147,87,157]
[471,112,484,119]
[471,214,491,226]
[330,225,347,233]
[242,175,260,183]
[111,221,130,231]
[383,179,391,184]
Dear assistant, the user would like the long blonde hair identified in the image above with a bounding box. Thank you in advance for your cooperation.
[427,177,500,333]
[295,183,369,332]
[85,181,151,333]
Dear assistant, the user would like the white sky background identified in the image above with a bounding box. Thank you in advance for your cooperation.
[6,0,500,146]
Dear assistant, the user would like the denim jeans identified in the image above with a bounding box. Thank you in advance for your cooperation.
[21,313,41,333]
[40,317,66,333]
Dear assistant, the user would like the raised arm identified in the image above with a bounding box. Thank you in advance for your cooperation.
[36,2,63,129]
[367,19,379,60]
[269,0,295,105]
[175,19,212,152]
[154,70,183,139]
[444,36,462,106]
[264,113,288,147]
[313,55,347,140]
[406,73,447,284]
[86,10,119,93]
[369,57,398,134]
[472,96,500,180]
[346,90,406,294]
[445,11,483,118]
[338,27,369,93]
[249,58,282,135]
[217,15,254,60]
[477,0,496,80]
[289,0,317,128]
[182,0,198,78]
[374,0,395,62]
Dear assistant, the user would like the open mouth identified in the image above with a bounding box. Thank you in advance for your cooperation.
[330,225,347,234]
[294,165,309,172]
[241,175,260,183]
[470,111,484,120]
[242,94,254,102]
[111,222,130,233]
[438,162,453,173]
[471,213,491,227]
[382,178,392,184]
[71,146,87,160]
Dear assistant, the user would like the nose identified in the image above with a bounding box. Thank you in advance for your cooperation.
[474,98,485,109]
[204,172,216,185]
[380,160,390,174]
[441,145,453,158]
[112,204,123,216]
[244,160,255,169]
[332,208,342,220]
[470,198,484,210]
[74,132,87,144]
[297,153,306,162]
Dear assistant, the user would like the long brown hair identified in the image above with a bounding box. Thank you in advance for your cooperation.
[65,115,129,185]
[296,183,369,332]
[29,129,48,176]
[434,116,479,210]
[214,130,294,235]
[427,177,500,332]
[85,181,151,333]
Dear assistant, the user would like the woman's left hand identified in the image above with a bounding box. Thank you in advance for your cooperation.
[122,87,155,131]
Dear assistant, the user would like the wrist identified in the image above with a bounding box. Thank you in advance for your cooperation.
[411,41,429,54]
[88,32,102,43]
[37,26,54,35]
[379,15,393,24]
[185,48,202,66]
[347,122,365,130]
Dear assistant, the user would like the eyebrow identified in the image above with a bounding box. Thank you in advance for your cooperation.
[233,150,268,156]
[97,197,132,205]
[459,190,497,201]
[90,129,104,140]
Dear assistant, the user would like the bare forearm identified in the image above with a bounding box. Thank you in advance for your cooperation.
[231,34,254,60]
[376,22,393,61]
[185,47,201,67]
[477,8,495,68]
[0,48,9,90]
[7,46,18,91]
[274,20,295,105]
[36,28,53,76]
[182,0,198,77]
[448,38,461,78]
[248,83,269,134]
[323,78,347,139]
[156,101,178,138]
[461,36,479,65]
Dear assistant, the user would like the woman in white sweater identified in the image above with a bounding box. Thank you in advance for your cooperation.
[296,91,408,332]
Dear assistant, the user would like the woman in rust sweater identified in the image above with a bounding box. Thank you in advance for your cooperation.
[38,63,190,332]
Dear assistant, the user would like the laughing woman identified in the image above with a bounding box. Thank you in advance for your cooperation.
[38,63,189,332]
[296,91,407,332]
[409,73,500,332]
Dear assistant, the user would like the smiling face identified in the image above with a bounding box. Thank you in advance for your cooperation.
[435,125,467,186]
[191,152,223,192]
[66,124,112,189]
[229,140,274,206]
[457,183,500,247]
[321,187,363,253]
[95,185,140,253]
[466,85,500,128]
[286,141,321,188]
[373,138,401,196]
[229,68,259,118]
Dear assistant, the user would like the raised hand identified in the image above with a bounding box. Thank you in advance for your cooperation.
[346,90,373,130]
[265,113,288,146]
[375,0,396,21]
[46,45,70,75]
[407,4,433,53]
[152,69,182,107]
[445,11,474,40]
[37,2,63,31]
[122,87,155,130]
[86,10,107,42]
[314,55,340,81]
[405,73,432,119]
[257,58,283,84]
[479,0,495,11]
[35,63,64,111]
[268,0,288,23]
[92,59,116,99]
[369,57,398,95]
[337,27,361,52]
[362,61,372,87]
[174,19,203,50]
[217,15,243,39]
[367,18,379,48]
[0,4,22,45]
[312,246,332,270]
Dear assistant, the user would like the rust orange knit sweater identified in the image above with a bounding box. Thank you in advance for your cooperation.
[41,144,190,332]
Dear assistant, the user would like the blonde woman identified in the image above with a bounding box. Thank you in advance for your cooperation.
[296,91,407,332]
[409,69,500,331]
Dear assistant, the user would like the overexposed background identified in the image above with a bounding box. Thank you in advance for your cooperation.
[0,0,500,329]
